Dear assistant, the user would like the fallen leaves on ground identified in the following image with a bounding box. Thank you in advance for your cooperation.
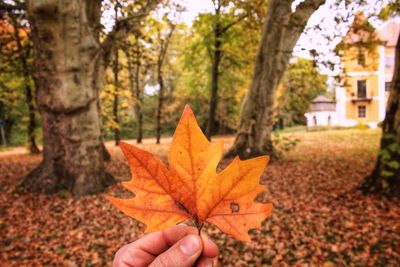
[0,129,399,266]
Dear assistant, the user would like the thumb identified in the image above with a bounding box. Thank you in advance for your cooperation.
[149,234,203,267]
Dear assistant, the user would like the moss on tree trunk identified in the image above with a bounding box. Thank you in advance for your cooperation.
[362,35,400,198]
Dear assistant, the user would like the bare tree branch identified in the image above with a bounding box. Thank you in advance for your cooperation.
[219,12,248,33]
[158,23,176,65]
[282,0,326,52]
[102,0,161,67]
[291,0,326,26]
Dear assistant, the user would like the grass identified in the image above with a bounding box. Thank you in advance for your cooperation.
[280,128,381,160]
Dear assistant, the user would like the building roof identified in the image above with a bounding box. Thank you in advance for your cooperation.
[312,95,335,103]
[309,95,336,112]
[378,21,400,47]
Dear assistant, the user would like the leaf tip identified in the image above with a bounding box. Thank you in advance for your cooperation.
[256,155,270,167]
[181,105,196,121]
[263,203,273,218]
[183,104,193,113]
[105,195,119,206]
[239,235,252,242]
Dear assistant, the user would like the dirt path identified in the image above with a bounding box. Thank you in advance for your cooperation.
[0,135,232,157]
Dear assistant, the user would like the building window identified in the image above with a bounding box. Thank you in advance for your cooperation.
[357,53,366,66]
[385,82,391,92]
[385,56,394,68]
[358,106,366,118]
[357,80,367,98]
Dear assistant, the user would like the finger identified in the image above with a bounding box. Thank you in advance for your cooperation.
[194,234,219,267]
[136,225,199,256]
[132,225,199,256]
[113,225,199,267]
[200,233,219,258]
[195,257,215,267]
[113,245,153,267]
[149,234,203,267]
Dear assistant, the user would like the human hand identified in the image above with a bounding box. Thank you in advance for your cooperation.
[113,225,219,267]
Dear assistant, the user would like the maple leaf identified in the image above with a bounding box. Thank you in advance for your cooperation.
[107,105,272,241]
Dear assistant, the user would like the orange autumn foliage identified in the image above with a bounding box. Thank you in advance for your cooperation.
[107,106,272,241]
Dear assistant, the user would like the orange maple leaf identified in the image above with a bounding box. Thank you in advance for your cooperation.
[107,105,272,241]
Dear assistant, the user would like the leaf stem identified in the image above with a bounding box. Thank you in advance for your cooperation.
[197,223,203,235]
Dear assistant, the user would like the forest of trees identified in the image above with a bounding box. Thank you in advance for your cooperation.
[0,0,399,197]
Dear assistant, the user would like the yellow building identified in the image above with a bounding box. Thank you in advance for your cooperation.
[335,14,399,128]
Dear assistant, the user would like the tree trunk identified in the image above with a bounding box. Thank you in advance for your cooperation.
[101,142,111,161]
[22,0,114,196]
[156,61,164,144]
[205,21,222,139]
[362,35,400,197]
[136,106,143,143]
[134,39,143,144]
[10,15,40,154]
[3,119,14,145]
[113,48,121,145]
[134,61,144,144]
[155,24,175,144]
[126,38,143,143]
[226,0,325,159]
[24,80,40,154]
[112,3,120,146]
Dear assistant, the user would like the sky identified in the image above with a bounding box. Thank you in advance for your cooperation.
[181,0,215,23]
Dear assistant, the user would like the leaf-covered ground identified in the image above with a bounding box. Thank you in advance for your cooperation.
[1,129,399,266]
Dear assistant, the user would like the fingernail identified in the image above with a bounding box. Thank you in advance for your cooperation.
[179,235,200,256]
[205,258,214,267]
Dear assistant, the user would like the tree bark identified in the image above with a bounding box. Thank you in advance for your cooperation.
[205,18,222,139]
[362,35,400,197]
[113,48,121,145]
[155,24,175,144]
[10,15,40,154]
[0,83,14,145]
[156,61,164,144]
[22,0,114,196]
[112,2,121,146]
[226,0,325,159]
[101,141,111,161]
[134,40,144,144]
[126,37,143,143]
[2,119,14,145]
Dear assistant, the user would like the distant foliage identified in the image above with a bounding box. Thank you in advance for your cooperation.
[0,17,37,146]
[181,9,262,133]
[276,58,328,127]
[101,66,135,140]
